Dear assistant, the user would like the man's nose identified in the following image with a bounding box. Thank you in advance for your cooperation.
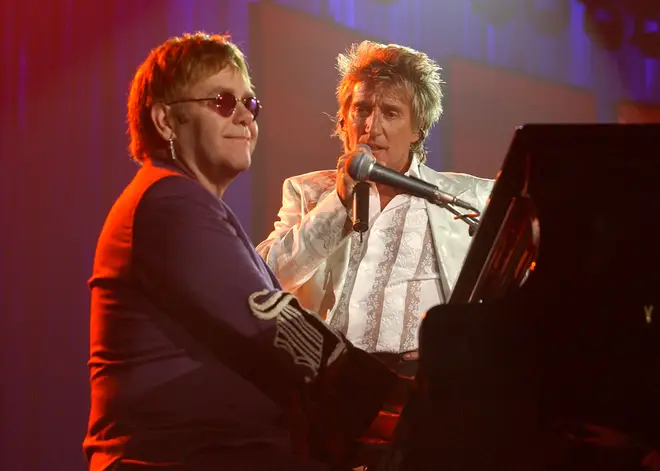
[365,109,382,136]
[233,100,255,126]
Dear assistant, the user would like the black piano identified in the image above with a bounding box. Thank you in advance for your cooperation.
[390,124,660,471]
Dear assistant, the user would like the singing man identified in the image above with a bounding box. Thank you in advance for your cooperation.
[256,40,493,367]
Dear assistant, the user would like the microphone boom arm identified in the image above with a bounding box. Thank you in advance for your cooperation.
[348,150,481,236]
[434,200,481,237]
[415,176,482,236]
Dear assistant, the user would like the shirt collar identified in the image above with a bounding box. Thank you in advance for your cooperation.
[404,155,422,179]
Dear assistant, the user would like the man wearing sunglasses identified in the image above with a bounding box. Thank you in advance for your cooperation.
[257,41,493,372]
[85,33,412,471]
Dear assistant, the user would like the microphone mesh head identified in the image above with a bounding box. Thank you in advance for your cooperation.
[347,146,374,181]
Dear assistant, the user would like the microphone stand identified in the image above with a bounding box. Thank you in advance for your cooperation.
[402,175,482,237]
[432,199,481,237]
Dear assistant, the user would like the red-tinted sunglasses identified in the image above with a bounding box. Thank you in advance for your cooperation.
[167,92,261,120]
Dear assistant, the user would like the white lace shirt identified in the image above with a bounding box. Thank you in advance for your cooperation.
[327,159,443,353]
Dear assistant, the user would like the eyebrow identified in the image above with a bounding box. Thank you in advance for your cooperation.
[381,102,403,112]
[352,98,374,108]
[353,99,402,113]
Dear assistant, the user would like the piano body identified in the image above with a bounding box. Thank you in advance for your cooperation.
[392,124,660,470]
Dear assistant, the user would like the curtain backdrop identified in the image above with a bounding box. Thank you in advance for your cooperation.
[1,1,658,470]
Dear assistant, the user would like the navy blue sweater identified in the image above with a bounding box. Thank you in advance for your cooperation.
[84,160,396,471]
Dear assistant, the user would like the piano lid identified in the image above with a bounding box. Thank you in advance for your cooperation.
[451,123,660,307]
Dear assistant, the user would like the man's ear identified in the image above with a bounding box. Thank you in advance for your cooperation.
[412,128,424,144]
[150,103,174,140]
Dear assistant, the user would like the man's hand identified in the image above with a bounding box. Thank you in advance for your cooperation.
[401,349,419,361]
[336,146,370,208]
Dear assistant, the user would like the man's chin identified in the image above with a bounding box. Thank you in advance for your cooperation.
[230,157,251,175]
[208,155,251,179]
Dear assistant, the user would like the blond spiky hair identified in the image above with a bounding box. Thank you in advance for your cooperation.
[334,41,443,163]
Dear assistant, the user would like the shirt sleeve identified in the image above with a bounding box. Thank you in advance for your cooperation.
[256,176,352,291]
[131,175,319,390]
[133,176,278,334]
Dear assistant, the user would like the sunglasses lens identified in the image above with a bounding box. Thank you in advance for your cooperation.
[244,98,261,119]
[214,93,261,119]
[215,93,238,117]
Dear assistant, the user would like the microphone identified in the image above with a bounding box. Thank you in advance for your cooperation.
[350,144,371,239]
[347,150,478,212]
[352,181,370,238]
